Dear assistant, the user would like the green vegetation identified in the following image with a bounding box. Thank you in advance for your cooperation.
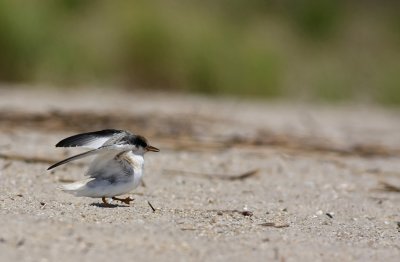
[0,0,399,104]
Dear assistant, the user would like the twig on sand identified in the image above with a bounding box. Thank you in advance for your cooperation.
[212,209,253,217]
[180,227,196,231]
[163,169,259,181]
[58,178,76,183]
[379,181,400,193]
[2,161,12,170]
[259,222,289,228]
[147,201,156,212]
[227,169,259,180]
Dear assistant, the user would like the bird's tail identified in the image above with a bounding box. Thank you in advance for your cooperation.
[58,180,88,196]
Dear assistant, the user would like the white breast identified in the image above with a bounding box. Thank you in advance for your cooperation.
[123,151,145,188]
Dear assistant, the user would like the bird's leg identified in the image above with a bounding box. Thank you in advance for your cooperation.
[102,197,113,207]
[112,196,134,205]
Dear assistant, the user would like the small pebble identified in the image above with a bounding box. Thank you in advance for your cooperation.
[16,239,25,247]
[241,210,253,217]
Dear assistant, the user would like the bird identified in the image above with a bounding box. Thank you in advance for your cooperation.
[47,129,159,206]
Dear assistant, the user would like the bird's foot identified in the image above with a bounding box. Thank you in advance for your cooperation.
[112,196,134,205]
[101,197,114,207]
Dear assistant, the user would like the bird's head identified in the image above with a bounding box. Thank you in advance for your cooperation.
[131,135,159,155]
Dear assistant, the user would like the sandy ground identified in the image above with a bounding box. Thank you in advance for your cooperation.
[0,87,399,261]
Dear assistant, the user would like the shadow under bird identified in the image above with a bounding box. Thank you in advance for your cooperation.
[47,129,159,206]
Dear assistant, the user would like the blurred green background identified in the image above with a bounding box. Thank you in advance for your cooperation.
[0,0,399,104]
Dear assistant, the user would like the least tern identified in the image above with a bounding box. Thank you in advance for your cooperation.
[48,129,159,206]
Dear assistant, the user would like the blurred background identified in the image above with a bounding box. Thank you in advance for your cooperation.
[0,0,399,105]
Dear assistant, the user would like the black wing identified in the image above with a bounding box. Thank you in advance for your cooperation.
[55,129,126,148]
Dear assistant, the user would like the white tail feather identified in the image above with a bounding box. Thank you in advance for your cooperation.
[59,180,88,194]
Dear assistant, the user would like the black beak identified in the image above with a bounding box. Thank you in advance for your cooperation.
[146,145,160,152]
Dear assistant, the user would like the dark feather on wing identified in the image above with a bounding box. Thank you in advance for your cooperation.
[47,148,99,170]
[56,129,124,147]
